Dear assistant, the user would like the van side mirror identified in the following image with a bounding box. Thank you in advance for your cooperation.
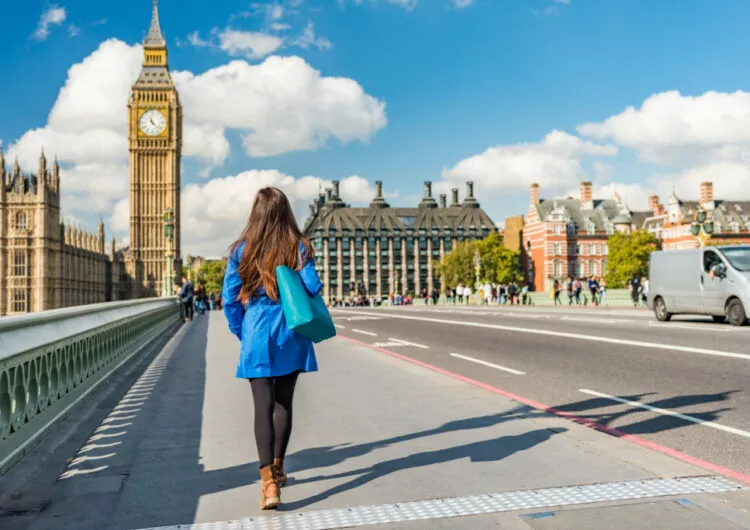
[716,263,727,278]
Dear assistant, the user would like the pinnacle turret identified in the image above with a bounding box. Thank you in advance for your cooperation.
[145,0,166,48]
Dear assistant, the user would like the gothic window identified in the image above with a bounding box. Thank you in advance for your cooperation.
[12,251,27,277]
[13,289,27,313]
[553,243,561,255]
[588,244,594,255]
[576,262,585,278]
[606,223,614,236]
[575,244,582,255]
[567,223,576,236]
[553,225,561,236]
[16,212,27,231]
[602,243,608,255]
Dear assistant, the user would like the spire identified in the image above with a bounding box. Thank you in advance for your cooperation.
[0,143,4,171]
[145,0,166,48]
[12,156,20,175]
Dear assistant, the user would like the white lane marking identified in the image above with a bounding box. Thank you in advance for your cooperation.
[561,316,631,324]
[352,329,377,337]
[450,353,525,375]
[334,310,750,361]
[648,322,729,332]
[579,389,750,439]
[389,338,429,349]
[336,324,346,329]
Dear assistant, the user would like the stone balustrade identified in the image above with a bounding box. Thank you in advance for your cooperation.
[0,298,181,473]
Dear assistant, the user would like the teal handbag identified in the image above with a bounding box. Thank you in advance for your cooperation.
[276,265,336,343]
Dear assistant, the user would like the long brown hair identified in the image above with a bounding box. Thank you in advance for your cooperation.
[230,187,313,303]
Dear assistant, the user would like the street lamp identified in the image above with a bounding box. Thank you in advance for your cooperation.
[691,208,714,247]
[473,249,482,290]
[163,208,175,297]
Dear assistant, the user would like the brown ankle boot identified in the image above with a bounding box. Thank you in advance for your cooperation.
[274,458,287,486]
[259,465,280,510]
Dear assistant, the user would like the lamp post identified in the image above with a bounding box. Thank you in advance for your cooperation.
[473,249,482,290]
[163,208,175,297]
[394,264,400,295]
[690,208,714,247]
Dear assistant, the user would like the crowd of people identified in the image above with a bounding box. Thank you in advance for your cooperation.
[177,276,223,322]
[551,276,607,306]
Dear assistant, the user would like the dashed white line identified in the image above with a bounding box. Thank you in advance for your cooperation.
[579,389,750,439]
[450,353,526,375]
[352,329,377,337]
[388,338,429,349]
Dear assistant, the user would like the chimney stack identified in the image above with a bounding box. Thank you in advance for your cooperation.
[375,180,383,199]
[370,180,389,208]
[648,194,660,214]
[439,194,447,208]
[325,188,333,202]
[424,181,433,198]
[530,183,540,205]
[309,204,316,216]
[580,181,593,208]
[451,188,460,207]
[700,181,714,206]
[332,180,340,199]
[466,181,474,200]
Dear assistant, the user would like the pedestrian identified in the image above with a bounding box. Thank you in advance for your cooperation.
[599,278,607,306]
[641,276,649,307]
[431,288,439,306]
[457,283,464,304]
[566,277,574,305]
[553,279,562,306]
[628,274,641,307]
[179,276,194,322]
[222,187,324,511]
[573,278,582,305]
[464,285,472,304]
[521,283,529,305]
[588,275,599,306]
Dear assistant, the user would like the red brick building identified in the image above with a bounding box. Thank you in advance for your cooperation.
[522,182,650,292]
[649,182,750,250]
[521,181,750,291]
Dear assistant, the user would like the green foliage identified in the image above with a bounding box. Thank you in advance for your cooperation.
[196,260,227,294]
[435,233,523,290]
[604,229,659,288]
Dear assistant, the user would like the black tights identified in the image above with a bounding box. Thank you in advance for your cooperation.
[249,371,299,468]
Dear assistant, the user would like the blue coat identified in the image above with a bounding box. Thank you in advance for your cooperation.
[222,242,322,379]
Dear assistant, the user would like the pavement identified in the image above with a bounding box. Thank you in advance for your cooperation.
[0,308,748,529]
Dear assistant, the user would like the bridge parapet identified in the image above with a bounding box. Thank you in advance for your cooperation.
[0,298,181,473]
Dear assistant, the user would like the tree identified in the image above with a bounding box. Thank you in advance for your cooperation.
[604,229,659,288]
[435,233,523,290]
[197,259,227,294]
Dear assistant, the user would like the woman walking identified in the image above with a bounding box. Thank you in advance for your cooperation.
[222,187,323,511]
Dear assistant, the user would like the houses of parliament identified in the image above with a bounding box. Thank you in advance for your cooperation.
[0,1,182,315]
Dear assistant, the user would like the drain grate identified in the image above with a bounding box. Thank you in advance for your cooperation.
[137,476,744,530]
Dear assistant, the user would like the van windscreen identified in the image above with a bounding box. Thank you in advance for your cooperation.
[719,247,750,272]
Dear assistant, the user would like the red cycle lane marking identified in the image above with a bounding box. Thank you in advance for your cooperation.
[337,334,750,485]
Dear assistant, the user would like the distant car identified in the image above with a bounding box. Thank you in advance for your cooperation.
[648,245,750,326]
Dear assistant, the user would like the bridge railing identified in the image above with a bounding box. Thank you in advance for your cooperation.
[0,298,181,473]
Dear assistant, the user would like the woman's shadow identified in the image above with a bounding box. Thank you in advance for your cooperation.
[279,427,565,511]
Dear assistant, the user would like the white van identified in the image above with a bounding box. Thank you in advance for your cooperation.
[648,245,750,326]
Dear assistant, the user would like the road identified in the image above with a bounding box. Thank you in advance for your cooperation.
[331,305,750,478]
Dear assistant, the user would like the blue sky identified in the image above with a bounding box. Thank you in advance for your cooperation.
[3,0,750,255]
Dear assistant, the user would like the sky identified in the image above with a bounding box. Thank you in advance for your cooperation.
[3,0,750,256]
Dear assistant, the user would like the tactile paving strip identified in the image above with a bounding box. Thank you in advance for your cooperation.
[139,476,743,530]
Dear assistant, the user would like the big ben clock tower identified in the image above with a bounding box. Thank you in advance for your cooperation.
[127,0,182,297]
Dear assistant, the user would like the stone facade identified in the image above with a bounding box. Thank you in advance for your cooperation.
[124,1,182,298]
[303,180,497,301]
[0,150,125,315]
[0,2,179,315]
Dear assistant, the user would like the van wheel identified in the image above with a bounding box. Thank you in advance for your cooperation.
[654,297,671,322]
[726,299,747,327]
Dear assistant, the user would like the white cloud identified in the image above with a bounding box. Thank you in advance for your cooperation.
[7,39,386,248]
[33,5,67,41]
[271,22,292,31]
[578,90,750,166]
[292,22,333,50]
[181,171,370,255]
[187,30,210,47]
[68,24,80,37]
[441,130,617,194]
[388,0,418,9]
[449,0,475,9]
[173,55,386,157]
[218,29,284,59]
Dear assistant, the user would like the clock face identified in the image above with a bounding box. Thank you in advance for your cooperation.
[139,109,167,136]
